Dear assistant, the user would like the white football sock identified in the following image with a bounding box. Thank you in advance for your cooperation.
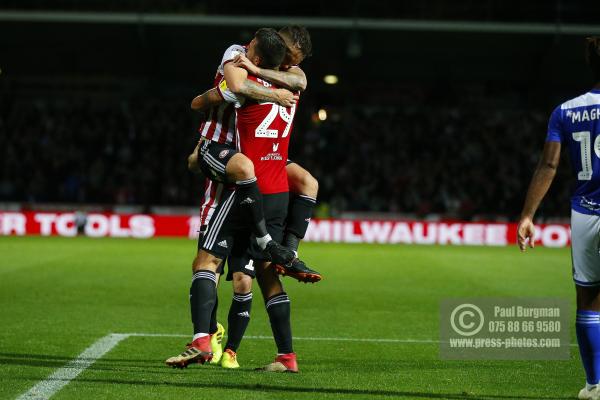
[256,234,272,250]
[193,333,209,341]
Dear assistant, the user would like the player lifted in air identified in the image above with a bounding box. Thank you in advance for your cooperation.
[190,26,321,283]
[166,28,305,372]
[517,37,600,400]
[184,26,319,366]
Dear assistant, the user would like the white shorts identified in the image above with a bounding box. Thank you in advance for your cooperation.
[572,209,600,286]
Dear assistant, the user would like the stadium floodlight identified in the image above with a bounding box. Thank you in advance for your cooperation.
[318,109,327,121]
[323,75,338,85]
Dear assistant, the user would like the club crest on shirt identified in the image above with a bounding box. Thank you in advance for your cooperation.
[219,150,230,159]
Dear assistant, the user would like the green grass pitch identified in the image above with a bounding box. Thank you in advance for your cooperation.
[0,236,582,399]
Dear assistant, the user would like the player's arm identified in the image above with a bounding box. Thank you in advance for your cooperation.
[191,88,223,111]
[190,80,295,110]
[241,80,298,107]
[517,141,561,251]
[224,63,297,107]
[233,53,307,91]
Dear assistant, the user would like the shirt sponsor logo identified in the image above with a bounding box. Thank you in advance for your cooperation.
[260,153,283,161]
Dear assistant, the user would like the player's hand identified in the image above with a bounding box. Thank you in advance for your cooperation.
[517,216,536,252]
[233,54,260,75]
[187,141,203,174]
[274,89,298,107]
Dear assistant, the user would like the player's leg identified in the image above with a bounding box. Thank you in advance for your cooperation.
[193,225,225,364]
[165,250,222,368]
[257,264,291,356]
[576,285,600,400]
[219,234,257,368]
[274,161,322,283]
[166,190,237,368]
[226,152,272,245]
[208,267,225,364]
[571,210,600,399]
[221,267,254,369]
[285,160,318,253]
[199,140,295,265]
[190,250,222,342]
[255,261,298,373]
[253,193,297,372]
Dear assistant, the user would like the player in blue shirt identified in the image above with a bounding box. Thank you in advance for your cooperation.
[517,37,600,400]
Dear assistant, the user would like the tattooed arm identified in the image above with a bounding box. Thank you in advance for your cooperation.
[238,80,297,107]
[233,53,307,91]
[224,62,297,106]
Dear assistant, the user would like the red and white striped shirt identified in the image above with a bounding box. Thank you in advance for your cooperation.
[198,44,245,227]
[198,44,246,146]
[199,179,225,228]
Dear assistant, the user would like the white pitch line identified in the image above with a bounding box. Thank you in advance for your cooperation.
[16,331,580,400]
[16,333,129,400]
[17,332,432,400]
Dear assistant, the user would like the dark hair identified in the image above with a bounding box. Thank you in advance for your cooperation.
[586,37,600,82]
[254,28,287,69]
[279,25,312,58]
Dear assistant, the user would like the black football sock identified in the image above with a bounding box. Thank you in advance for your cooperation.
[283,234,301,255]
[265,292,293,354]
[284,194,316,253]
[235,178,271,248]
[190,269,217,335]
[209,295,219,335]
[224,292,253,352]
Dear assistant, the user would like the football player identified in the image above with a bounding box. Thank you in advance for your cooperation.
[190,26,321,283]
[517,37,600,400]
[166,29,302,371]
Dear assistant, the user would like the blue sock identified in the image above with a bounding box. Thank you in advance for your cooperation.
[576,310,600,386]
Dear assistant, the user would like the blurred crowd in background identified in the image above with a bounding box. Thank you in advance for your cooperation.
[2,0,594,221]
[0,98,199,209]
[0,84,572,220]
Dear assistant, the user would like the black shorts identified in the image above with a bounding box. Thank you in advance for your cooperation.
[197,224,225,274]
[198,140,238,183]
[199,192,289,277]
[227,192,289,280]
[225,254,256,281]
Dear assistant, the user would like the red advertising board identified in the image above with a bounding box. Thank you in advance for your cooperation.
[0,211,571,247]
